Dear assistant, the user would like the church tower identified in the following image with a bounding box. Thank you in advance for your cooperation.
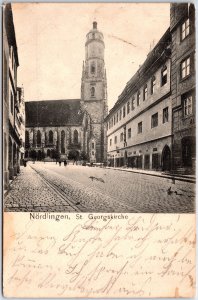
[81,21,108,163]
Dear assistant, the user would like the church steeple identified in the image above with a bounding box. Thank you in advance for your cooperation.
[81,22,108,163]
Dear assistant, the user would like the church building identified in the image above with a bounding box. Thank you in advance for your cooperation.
[25,22,108,163]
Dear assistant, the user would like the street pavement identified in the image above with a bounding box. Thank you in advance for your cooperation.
[4,161,195,213]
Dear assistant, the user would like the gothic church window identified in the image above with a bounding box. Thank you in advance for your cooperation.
[61,130,65,154]
[37,130,41,147]
[74,130,78,144]
[49,130,53,144]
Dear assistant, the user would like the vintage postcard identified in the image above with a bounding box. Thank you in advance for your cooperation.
[3,2,196,298]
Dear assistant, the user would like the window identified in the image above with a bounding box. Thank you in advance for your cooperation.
[120,132,124,142]
[131,97,135,110]
[49,130,53,144]
[137,91,140,106]
[128,128,131,139]
[183,95,192,116]
[161,66,167,86]
[181,57,190,79]
[61,131,65,154]
[116,112,119,123]
[92,142,94,149]
[138,122,142,134]
[113,115,116,125]
[127,101,130,114]
[181,18,190,41]
[91,86,95,97]
[74,130,78,144]
[151,113,158,128]
[143,85,148,101]
[110,139,112,146]
[119,109,122,120]
[151,76,156,94]
[114,136,117,144]
[91,63,95,74]
[37,130,41,147]
[123,106,126,118]
[10,91,14,115]
[163,107,169,123]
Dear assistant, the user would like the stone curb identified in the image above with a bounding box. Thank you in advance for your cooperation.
[105,167,196,184]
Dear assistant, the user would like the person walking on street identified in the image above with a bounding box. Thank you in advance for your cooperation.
[64,160,67,167]
[59,160,61,166]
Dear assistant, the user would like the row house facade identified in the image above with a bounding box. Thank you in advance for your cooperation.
[25,100,92,161]
[106,29,172,171]
[170,3,195,174]
[105,3,195,174]
[3,3,25,188]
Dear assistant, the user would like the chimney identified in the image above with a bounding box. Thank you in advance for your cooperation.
[93,21,97,29]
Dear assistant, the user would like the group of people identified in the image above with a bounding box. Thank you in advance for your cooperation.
[58,160,67,167]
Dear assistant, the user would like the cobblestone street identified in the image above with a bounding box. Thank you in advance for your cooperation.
[4,162,195,213]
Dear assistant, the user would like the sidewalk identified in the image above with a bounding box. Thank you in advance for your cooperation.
[105,166,196,183]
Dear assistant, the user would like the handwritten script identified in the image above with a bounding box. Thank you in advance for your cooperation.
[3,213,195,297]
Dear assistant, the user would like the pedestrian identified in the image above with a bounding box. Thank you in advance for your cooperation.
[59,160,61,166]
[64,160,67,167]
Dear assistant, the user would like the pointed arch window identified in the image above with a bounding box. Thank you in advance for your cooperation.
[37,130,41,147]
[91,87,95,97]
[74,130,78,144]
[61,130,65,154]
[91,62,95,74]
[49,130,53,144]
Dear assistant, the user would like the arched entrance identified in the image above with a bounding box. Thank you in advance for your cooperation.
[162,145,171,171]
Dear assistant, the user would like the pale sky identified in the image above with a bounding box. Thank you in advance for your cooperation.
[12,3,170,110]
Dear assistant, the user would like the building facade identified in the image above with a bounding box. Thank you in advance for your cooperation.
[25,22,108,163]
[3,3,25,186]
[105,3,195,174]
[170,3,195,174]
[25,100,91,161]
[106,29,172,171]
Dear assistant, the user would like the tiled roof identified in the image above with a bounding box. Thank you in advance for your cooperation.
[25,99,84,127]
